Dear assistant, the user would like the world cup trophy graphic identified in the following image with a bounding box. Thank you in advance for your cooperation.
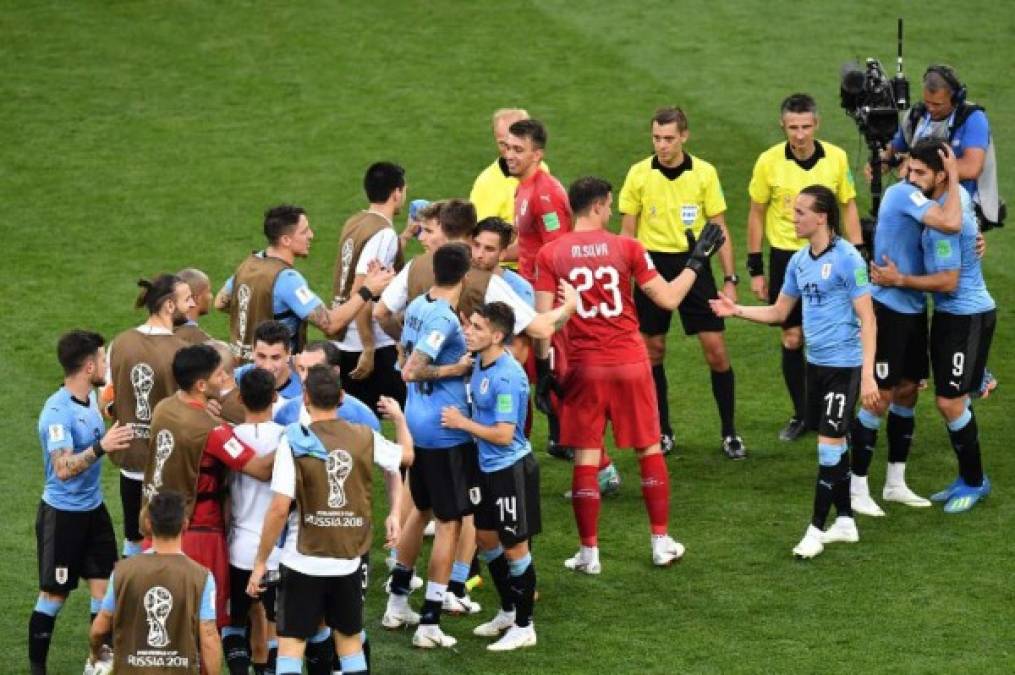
[236,283,252,344]
[326,449,353,509]
[143,586,173,648]
[152,430,174,490]
[130,363,155,422]
[336,239,355,302]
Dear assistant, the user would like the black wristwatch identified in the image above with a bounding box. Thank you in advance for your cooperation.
[723,274,740,285]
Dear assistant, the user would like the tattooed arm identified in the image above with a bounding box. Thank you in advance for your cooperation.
[52,421,132,481]
[401,349,472,382]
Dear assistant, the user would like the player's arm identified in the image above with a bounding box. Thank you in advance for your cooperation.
[711,212,737,296]
[620,213,639,239]
[247,491,290,595]
[346,272,377,379]
[205,426,274,481]
[870,255,959,293]
[746,200,769,300]
[843,199,863,246]
[402,349,472,382]
[51,421,132,480]
[214,277,233,312]
[373,301,403,341]
[200,619,223,675]
[442,409,515,446]
[711,291,797,325]
[920,146,963,234]
[88,609,113,661]
[307,263,394,337]
[522,280,578,339]
[640,222,726,310]
[853,293,880,409]
[377,396,414,468]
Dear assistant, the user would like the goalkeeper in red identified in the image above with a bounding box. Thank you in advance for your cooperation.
[533,177,725,572]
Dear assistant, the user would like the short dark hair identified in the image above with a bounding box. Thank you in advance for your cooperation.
[475,217,514,250]
[135,274,182,315]
[57,330,105,376]
[172,344,222,392]
[439,199,478,240]
[508,119,547,150]
[148,490,186,538]
[304,340,342,368]
[305,364,341,410]
[781,93,818,116]
[364,162,406,203]
[474,302,515,343]
[263,205,307,245]
[799,185,841,235]
[568,176,613,216]
[239,367,275,413]
[909,139,947,173]
[433,243,472,287]
[418,200,445,223]
[651,106,689,132]
[253,320,292,351]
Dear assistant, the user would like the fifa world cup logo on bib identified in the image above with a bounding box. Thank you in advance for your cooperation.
[153,430,174,490]
[337,239,355,300]
[325,448,353,508]
[143,586,173,648]
[236,283,252,342]
[130,363,155,422]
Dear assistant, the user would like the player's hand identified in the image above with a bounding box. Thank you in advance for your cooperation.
[722,281,738,304]
[441,405,467,429]
[870,255,901,287]
[708,292,739,318]
[861,374,880,409]
[448,352,474,377]
[749,274,768,302]
[376,396,405,422]
[246,562,266,598]
[363,261,395,295]
[557,279,578,314]
[350,347,375,380]
[534,357,559,415]
[939,144,959,183]
[384,513,401,549]
[205,397,223,419]
[685,223,725,275]
[975,231,987,259]
[100,421,133,453]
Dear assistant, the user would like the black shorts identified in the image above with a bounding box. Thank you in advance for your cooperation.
[275,564,363,639]
[805,364,860,439]
[36,501,117,594]
[634,251,725,336]
[474,453,542,548]
[408,442,479,522]
[769,247,803,329]
[930,309,996,398]
[339,344,406,411]
[227,564,278,626]
[873,300,929,389]
[119,473,143,542]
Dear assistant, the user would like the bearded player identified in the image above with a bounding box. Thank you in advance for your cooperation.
[533,177,725,572]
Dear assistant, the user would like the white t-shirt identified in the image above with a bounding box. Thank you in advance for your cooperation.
[380,259,536,335]
[228,422,285,570]
[270,430,402,576]
[335,221,399,352]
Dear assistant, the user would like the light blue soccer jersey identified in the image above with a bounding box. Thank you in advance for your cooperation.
[892,108,990,196]
[470,351,532,473]
[501,269,535,308]
[872,181,933,314]
[225,261,323,350]
[401,294,470,449]
[781,238,870,368]
[922,189,995,315]
[235,363,303,401]
[273,392,381,431]
[38,387,106,511]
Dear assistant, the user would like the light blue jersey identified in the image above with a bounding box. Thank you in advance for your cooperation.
[470,351,532,473]
[273,392,381,431]
[236,363,303,401]
[501,269,535,308]
[781,238,870,368]
[102,566,216,621]
[872,181,933,314]
[225,261,323,350]
[38,387,106,511]
[923,189,995,315]
[401,294,470,449]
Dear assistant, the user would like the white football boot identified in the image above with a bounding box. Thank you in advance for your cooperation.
[563,547,601,575]
[381,595,420,629]
[850,475,886,517]
[882,463,931,507]
[651,535,686,566]
[820,516,859,544]
[442,592,481,615]
[411,623,458,649]
[473,609,516,637]
[487,623,537,652]
[793,525,825,559]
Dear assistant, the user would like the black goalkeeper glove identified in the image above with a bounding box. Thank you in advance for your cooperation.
[534,357,560,416]
[685,222,726,275]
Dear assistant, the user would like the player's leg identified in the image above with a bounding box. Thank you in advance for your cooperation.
[248,603,268,674]
[325,566,367,674]
[274,564,324,674]
[119,473,144,557]
[444,515,481,614]
[770,247,808,440]
[635,253,678,453]
[696,330,743,459]
[545,336,573,460]
[261,579,279,673]
[275,637,308,675]
[82,502,117,653]
[383,502,427,628]
[223,565,255,675]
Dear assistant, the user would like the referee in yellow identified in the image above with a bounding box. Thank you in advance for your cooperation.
[619,106,744,459]
[746,93,863,442]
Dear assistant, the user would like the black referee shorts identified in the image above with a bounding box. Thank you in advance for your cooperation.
[769,247,803,329]
[634,251,725,336]
[36,501,117,594]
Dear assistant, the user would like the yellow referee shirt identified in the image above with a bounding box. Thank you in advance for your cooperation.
[618,153,726,252]
[748,140,856,251]
[470,157,550,222]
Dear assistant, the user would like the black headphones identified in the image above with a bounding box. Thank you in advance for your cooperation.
[924,64,967,106]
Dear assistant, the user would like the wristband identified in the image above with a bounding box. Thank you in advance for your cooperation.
[746,252,764,277]
[92,442,106,459]
[357,286,373,302]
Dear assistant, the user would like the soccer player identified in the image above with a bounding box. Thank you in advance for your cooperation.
[333,162,408,412]
[175,267,215,345]
[88,491,221,675]
[711,185,879,559]
[746,93,863,441]
[215,204,393,360]
[107,274,191,558]
[246,365,409,675]
[30,330,132,675]
[470,108,547,228]
[534,177,724,573]
[235,320,304,411]
[441,302,541,651]
[869,140,995,513]
[849,141,964,516]
[222,367,284,675]
[141,344,276,628]
[619,106,744,458]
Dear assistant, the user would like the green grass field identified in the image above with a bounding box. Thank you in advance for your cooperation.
[3,1,1013,672]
